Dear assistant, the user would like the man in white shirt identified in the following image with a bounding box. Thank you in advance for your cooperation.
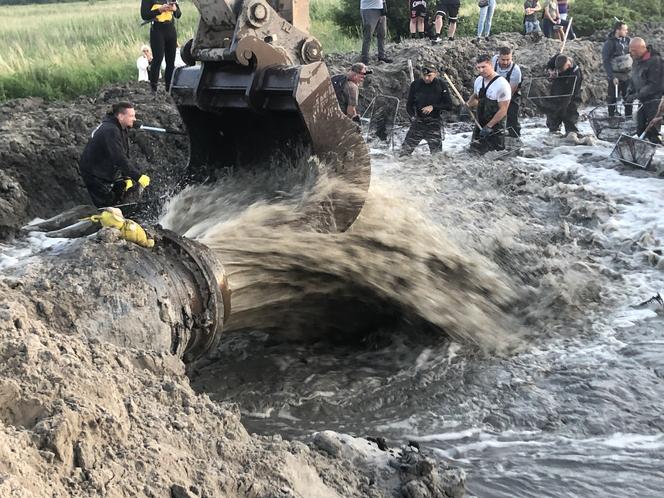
[491,47,523,137]
[467,54,512,153]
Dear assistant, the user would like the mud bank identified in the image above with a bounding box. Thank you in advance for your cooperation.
[0,233,465,497]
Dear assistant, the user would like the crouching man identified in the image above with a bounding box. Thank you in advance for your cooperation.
[400,64,453,155]
[467,54,511,153]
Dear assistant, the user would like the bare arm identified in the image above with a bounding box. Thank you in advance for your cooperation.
[467,94,479,109]
[486,100,510,128]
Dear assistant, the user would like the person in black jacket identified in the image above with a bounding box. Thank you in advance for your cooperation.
[625,37,663,144]
[79,103,150,208]
[400,65,453,155]
[545,54,583,135]
[141,0,182,93]
[602,21,632,117]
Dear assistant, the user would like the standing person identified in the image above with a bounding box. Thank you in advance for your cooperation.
[140,0,181,93]
[556,0,568,20]
[477,0,497,40]
[625,37,663,144]
[79,103,150,208]
[136,45,153,82]
[545,54,583,135]
[602,21,632,117]
[400,64,453,155]
[467,54,512,153]
[542,0,562,40]
[360,0,392,64]
[523,0,542,34]
[409,0,428,39]
[331,63,371,122]
[492,47,523,137]
[432,0,460,44]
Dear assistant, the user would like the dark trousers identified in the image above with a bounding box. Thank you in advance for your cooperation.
[607,79,632,117]
[361,9,386,60]
[400,118,443,155]
[546,99,579,134]
[507,97,520,137]
[82,175,126,208]
[150,22,177,91]
[637,99,662,144]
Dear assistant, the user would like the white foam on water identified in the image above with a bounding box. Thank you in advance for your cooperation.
[0,228,70,271]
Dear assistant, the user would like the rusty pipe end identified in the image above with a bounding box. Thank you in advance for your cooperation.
[155,227,231,362]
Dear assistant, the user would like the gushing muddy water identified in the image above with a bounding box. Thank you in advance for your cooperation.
[161,119,664,497]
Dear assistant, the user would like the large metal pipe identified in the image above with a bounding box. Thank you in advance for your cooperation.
[5,228,230,362]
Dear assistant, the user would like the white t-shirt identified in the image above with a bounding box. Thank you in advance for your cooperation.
[473,75,512,102]
[137,56,150,82]
[490,55,523,88]
[136,55,165,82]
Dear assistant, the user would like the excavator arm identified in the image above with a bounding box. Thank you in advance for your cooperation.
[171,0,370,231]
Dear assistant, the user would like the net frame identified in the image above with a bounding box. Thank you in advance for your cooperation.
[361,95,400,149]
[524,75,578,114]
[610,133,658,169]
[588,103,641,142]
[469,126,523,158]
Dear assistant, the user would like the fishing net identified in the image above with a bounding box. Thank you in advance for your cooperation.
[588,104,639,142]
[610,134,658,169]
[524,75,577,114]
[469,126,522,159]
[361,95,400,148]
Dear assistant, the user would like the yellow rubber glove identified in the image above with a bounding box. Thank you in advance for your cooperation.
[138,175,150,188]
[124,179,134,191]
[88,207,125,229]
[120,220,155,248]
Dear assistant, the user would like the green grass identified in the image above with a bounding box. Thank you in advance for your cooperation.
[0,0,355,101]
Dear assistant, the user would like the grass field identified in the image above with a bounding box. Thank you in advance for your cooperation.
[0,0,368,101]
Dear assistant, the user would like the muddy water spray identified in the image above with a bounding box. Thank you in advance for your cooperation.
[161,175,520,350]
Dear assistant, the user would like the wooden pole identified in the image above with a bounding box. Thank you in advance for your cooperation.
[559,17,573,54]
[442,73,482,129]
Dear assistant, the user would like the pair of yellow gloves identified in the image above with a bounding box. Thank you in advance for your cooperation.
[124,174,150,191]
[87,207,155,248]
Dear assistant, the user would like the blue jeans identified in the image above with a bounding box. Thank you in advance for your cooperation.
[477,0,496,37]
[525,20,540,33]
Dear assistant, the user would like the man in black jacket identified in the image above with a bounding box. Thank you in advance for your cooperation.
[400,65,453,155]
[79,102,150,208]
[602,21,632,117]
[545,54,583,135]
[625,37,663,144]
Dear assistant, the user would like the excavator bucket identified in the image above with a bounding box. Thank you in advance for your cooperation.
[170,0,370,232]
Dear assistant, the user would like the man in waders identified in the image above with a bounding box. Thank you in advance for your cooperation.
[491,47,523,137]
[625,37,663,144]
[602,21,632,118]
[545,54,583,135]
[400,64,453,155]
[467,54,511,153]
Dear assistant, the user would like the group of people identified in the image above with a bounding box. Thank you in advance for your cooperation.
[403,0,576,44]
[137,0,182,93]
[337,20,663,157]
[602,22,663,144]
